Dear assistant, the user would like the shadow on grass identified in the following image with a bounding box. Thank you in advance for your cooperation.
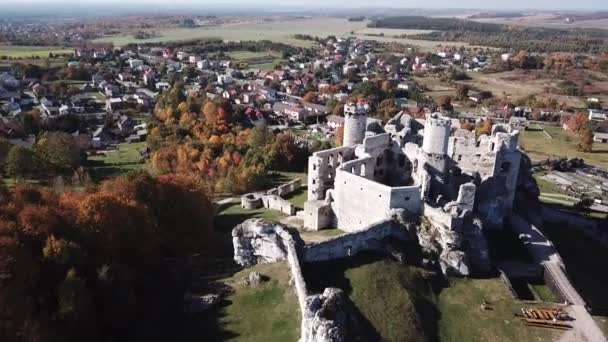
[86,159,145,181]
[180,298,240,342]
[302,251,441,342]
[540,222,608,313]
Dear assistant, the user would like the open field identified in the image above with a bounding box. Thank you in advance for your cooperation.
[87,142,147,181]
[519,125,608,169]
[472,14,608,30]
[0,45,74,59]
[228,50,284,71]
[459,70,588,108]
[94,17,368,48]
[93,17,493,52]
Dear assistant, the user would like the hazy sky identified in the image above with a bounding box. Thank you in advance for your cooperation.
[3,0,608,11]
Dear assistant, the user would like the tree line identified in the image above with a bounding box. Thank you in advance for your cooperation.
[369,16,608,53]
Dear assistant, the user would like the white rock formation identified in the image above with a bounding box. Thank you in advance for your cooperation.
[301,288,349,342]
[232,219,293,266]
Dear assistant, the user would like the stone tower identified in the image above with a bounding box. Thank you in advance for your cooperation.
[342,102,369,147]
[421,113,452,192]
[422,113,451,156]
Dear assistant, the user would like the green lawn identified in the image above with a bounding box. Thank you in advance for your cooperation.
[534,172,566,195]
[438,278,559,342]
[520,125,608,169]
[215,204,287,231]
[346,260,438,342]
[594,316,608,337]
[284,186,307,209]
[0,45,74,59]
[228,50,277,60]
[530,284,558,302]
[302,255,439,341]
[87,142,147,181]
[218,262,300,342]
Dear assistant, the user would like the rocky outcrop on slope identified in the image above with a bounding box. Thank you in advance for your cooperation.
[232,218,302,266]
[301,288,352,342]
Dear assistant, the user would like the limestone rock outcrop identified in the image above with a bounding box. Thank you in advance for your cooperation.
[416,216,471,276]
[232,219,293,266]
[301,288,349,342]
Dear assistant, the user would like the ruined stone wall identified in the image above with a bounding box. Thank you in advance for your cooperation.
[302,219,411,262]
[267,179,302,197]
[308,146,355,201]
[263,195,296,215]
[423,204,463,231]
[241,194,263,209]
[303,200,334,231]
[333,169,421,232]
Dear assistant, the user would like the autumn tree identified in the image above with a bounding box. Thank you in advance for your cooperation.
[456,84,470,100]
[335,127,344,146]
[564,112,594,152]
[438,95,453,112]
[303,91,318,103]
[475,118,493,137]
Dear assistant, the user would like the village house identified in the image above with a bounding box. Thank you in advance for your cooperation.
[509,116,528,131]
[593,132,608,143]
[589,109,608,121]
[106,97,126,113]
[117,115,135,132]
[128,59,144,69]
[326,114,345,130]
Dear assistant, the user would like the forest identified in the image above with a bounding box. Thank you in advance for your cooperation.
[369,16,608,53]
[0,173,215,341]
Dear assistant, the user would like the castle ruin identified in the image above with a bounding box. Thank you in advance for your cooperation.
[302,102,522,275]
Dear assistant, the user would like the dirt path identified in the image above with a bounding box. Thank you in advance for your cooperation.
[556,305,607,342]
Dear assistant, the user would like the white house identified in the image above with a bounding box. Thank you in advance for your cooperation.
[589,109,608,121]
[128,59,144,68]
[189,55,201,64]
[593,132,608,143]
[176,51,189,61]
[217,75,234,85]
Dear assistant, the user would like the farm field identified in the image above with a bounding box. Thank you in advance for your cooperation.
[519,125,608,169]
[94,17,367,48]
[0,45,74,59]
[93,17,492,52]
[228,50,284,71]
[458,70,587,108]
[471,14,608,30]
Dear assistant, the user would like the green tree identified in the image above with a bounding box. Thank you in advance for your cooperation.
[36,132,85,172]
[6,145,38,179]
